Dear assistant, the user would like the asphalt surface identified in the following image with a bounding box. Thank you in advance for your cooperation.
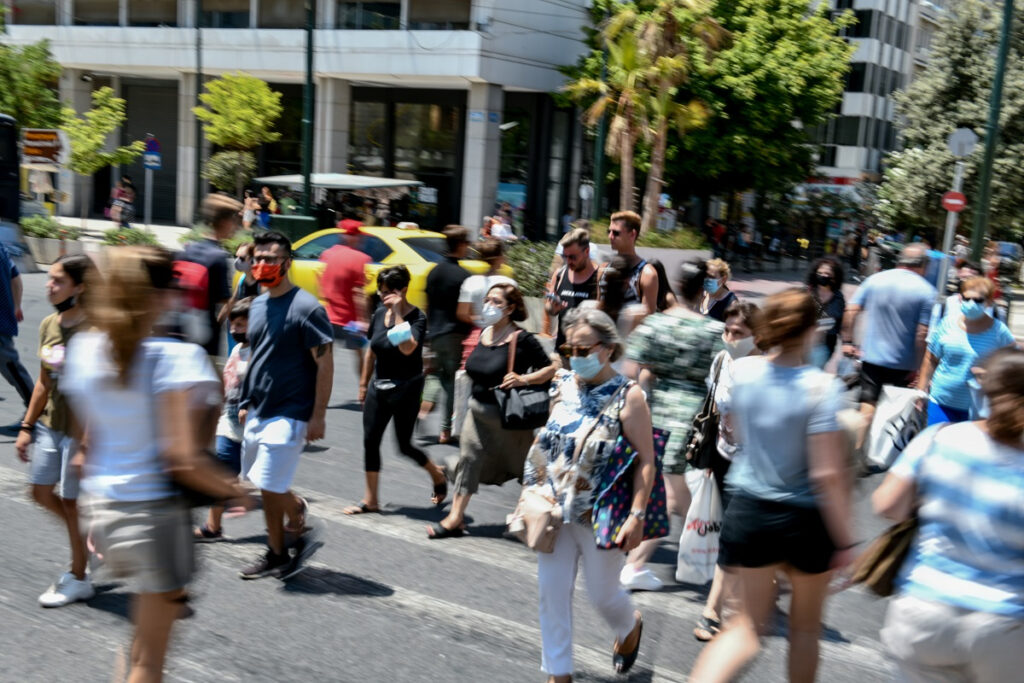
[0,269,896,682]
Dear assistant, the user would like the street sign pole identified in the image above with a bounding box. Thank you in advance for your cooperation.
[144,167,153,230]
[936,160,965,300]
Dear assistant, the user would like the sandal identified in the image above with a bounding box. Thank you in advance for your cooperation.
[693,615,721,642]
[426,521,465,539]
[612,614,643,674]
[193,524,224,542]
[343,501,380,515]
[431,481,448,506]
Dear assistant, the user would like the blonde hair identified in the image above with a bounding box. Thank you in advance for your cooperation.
[86,247,174,384]
[960,275,995,300]
[559,227,590,250]
[706,258,732,280]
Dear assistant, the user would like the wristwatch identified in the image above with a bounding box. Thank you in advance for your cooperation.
[629,509,645,521]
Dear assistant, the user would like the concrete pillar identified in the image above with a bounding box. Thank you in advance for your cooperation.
[460,83,502,233]
[177,73,199,225]
[250,0,258,28]
[119,0,128,26]
[319,0,335,28]
[314,77,351,174]
[57,0,73,25]
[57,69,95,219]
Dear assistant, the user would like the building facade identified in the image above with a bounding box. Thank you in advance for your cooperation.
[3,0,589,235]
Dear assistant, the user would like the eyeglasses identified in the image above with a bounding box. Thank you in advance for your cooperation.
[558,342,602,358]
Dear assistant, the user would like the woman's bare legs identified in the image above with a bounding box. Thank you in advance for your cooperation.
[689,565,778,682]
[127,589,184,683]
[783,567,832,683]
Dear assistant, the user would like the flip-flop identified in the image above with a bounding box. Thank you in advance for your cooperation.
[342,501,380,515]
[426,521,465,539]
[693,615,721,642]
[431,481,448,506]
[613,614,643,674]
[193,524,224,542]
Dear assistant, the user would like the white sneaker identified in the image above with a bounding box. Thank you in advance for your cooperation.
[38,572,95,608]
[620,564,664,592]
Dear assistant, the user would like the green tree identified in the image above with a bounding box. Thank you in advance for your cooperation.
[0,40,63,128]
[876,0,1024,240]
[193,72,283,198]
[61,87,145,225]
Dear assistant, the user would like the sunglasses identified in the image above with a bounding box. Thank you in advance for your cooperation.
[608,229,623,237]
[962,296,986,304]
[558,342,602,358]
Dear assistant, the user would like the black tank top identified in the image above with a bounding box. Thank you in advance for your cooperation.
[555,266,598,345]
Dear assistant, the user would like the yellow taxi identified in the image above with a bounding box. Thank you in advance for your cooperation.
[286,226,512,309]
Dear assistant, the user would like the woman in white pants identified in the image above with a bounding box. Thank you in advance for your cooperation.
[523,308,655,682]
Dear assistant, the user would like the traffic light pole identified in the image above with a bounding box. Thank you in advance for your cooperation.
[300,0,316,216]
[970,0,1014,260]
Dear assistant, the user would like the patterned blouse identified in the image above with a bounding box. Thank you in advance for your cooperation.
[626,311,725,472]
[524,371,630,525]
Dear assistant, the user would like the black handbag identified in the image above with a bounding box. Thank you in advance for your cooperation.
[684,353,724,470]
[494,330,550,430]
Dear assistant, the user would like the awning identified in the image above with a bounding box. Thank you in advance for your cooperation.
[251,173,424,191]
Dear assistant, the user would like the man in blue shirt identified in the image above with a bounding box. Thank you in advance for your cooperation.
[0,243,35,435]
[842,243,936,440]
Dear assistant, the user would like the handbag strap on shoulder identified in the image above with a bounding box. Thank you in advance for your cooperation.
[506,328,521,375]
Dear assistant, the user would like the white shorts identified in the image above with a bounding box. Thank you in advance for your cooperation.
[241,416,307,494]
[29,423,79,499]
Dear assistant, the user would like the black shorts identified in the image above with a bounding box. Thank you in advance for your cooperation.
[718,494,835,574]
[859,361,913,405]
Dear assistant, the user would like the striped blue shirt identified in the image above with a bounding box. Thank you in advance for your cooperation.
[891,423,1024,618]
[926,316,1016,410]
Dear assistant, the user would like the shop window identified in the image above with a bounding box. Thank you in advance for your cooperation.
[394,103,459,173]
[337,1,400,29]
[129,0,177,27]
[259,0,305,28]
[845,63,866,93]
[408,0,470,30]
[349,101,387,177]
[10,0,56,24]
[74,0,120,26]
[201,0,250,28]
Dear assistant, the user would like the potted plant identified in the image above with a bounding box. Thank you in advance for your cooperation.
[20,216,83,264]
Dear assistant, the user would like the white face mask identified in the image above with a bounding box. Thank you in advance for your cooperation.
[480,303,505,327]
[723,334,756,359]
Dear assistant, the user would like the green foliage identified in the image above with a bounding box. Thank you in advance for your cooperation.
[193,73,283,150]
[877,0,1024,239]
[20,215,81,240]
[61,87,145,178]
[179,227,253,255]
[589,221,708,249]
[0,40,63,128]
[103,227,160,247]
[202,150,257,195]
[505,240,558,297]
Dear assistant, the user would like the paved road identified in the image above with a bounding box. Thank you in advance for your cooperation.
[0,271,896,682]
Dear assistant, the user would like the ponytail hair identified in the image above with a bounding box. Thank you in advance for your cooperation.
[86,247,174,384]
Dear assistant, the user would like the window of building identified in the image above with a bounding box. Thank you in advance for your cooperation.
[349,101,387,177]
[394,103,459,174]
[818,145,838,168]
[834,117,862,147]
[835,0,854,9]
[73,0,120,26]
[337,1,401,29]
[846,63,867,92]
[10,0,56,24]
[847,10,873,39]
[201,0,250,28]
[129,0,177,26]
[916,25,933,54]
[408,0,470,30]
[259,0,305,28]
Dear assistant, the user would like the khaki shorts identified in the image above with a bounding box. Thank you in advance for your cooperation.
[87,496,193,594]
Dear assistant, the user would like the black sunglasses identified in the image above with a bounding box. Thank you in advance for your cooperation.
[558,342,602,358]
[962,296,986,304]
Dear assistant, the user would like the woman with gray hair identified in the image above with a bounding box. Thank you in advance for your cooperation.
[524,307,656,681]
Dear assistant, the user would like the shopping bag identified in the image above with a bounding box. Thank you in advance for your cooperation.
[865,385,927,471]
[675,470,722,585]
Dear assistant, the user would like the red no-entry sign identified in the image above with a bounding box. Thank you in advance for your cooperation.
[942,191,967,212]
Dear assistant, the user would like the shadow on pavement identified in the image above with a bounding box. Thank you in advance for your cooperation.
[282,567,394,598]
[327,400,363,412]
[86,584,131,620]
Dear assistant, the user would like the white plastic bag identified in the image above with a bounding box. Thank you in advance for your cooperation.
[865,385,927,471]
[675,470,722,585]
[450,370,472,438]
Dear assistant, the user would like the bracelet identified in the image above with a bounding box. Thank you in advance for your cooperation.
[19,423,34,432]
[629,509,645,521]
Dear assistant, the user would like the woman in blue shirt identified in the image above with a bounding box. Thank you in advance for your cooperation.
[917,276,1016,425]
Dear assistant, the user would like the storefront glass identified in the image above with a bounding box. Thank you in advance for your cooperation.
[337,1,400,29]
[73,0,120,25]
[129,0,177,26]
[10,1,56,24]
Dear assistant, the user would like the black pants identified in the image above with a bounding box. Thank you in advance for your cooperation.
[362,376,428,473]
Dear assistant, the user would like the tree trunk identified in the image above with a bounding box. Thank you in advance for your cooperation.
[641,116,670,233]
[619,127,635,213]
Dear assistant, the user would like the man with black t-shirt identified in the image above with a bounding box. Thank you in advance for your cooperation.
[545,228,598,351]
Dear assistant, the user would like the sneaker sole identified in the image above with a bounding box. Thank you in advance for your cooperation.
[280,539,324,581]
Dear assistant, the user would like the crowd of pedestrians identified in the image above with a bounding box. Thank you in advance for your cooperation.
[6,200,1022,683]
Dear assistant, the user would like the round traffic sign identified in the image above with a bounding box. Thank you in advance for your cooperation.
[946,128,978,158]
[942,191,967,213]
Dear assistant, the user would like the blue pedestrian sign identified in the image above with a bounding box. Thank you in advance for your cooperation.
[143,135,161,170]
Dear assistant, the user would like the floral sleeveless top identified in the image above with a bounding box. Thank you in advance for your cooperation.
[524,371,630,525]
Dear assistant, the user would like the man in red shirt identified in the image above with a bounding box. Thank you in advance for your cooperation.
[320,219,372,381]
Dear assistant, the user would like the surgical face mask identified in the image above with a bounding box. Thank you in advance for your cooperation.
[480,303,505,327]
[386,321,413,346]
[815,273,833,288]
[723,334,756,359]
[704,278,721,295]
[234,257,251,274]
[570,352,604,380]
[53,295,76,313]
[960,299,987,320]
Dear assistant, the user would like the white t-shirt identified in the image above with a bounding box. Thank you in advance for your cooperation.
[63,333,219,502]
[458,274,518,322]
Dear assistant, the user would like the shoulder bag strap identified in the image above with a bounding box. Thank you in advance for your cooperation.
[571,379,629,466]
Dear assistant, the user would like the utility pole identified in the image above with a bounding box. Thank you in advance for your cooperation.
[591,4,612,221]
[300,0,316,216]
[194,0,203,217]
[970,0,1014,260]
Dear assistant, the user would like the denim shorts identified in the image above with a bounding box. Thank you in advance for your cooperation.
[29,423,80,499]
[215,435,243,475]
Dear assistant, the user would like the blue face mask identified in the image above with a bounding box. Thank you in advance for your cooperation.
[570,353,604,380]
[704,278,720,295]
[960,299,987,320]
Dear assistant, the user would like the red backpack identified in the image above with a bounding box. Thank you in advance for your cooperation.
[173,259,210,311]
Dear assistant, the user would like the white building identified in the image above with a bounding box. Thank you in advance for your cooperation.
[3,0,590,234]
